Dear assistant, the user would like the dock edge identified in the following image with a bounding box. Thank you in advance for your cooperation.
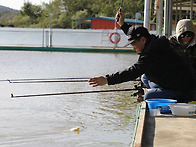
[130,101,146,147]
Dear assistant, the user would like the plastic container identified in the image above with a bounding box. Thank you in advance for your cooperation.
[148,108,161,116]
[146,99,177,115]
[168,103,196,116]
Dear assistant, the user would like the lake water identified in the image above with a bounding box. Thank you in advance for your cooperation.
[0,50,139,147]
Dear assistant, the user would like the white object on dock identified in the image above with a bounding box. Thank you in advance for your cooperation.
[169,103,196,116]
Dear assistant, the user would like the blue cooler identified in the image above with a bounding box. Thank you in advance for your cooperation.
[145,99,177,114]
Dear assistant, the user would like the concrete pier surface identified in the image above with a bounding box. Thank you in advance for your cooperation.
[132,102,196,147]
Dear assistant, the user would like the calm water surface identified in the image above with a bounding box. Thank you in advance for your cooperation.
[0,51,139,147]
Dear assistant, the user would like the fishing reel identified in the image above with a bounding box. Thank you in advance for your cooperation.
[131,85,144,97]
[131,84,145,102]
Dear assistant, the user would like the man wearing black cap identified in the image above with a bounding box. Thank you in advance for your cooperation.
[88,11,196,102]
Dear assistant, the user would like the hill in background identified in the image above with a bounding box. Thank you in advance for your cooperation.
[0,5,19,26]
[0,5,18,12]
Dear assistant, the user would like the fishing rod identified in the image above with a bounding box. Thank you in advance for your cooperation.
[8,79,89,83]
[0,77,90,83]
[11,88,137,98]
[9,79,140,84]
[3,77,140,84]
[116,0,124,22]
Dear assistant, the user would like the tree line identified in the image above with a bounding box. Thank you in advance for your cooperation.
[0,0,144,29]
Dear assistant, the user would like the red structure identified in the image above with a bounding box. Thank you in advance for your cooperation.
[91,18,119,29]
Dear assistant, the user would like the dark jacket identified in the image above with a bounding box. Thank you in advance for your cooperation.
[172,19,196,75]
[106,23,196,94]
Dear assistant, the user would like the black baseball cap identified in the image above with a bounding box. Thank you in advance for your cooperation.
[126,26,150,45]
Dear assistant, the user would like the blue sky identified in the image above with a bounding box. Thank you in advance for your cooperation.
[0,0,51,10]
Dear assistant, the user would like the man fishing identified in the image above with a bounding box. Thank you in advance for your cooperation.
[88,11,196,103]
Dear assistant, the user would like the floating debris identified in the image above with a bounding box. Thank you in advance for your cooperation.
[61,126,80,134]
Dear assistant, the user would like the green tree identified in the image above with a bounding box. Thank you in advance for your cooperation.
[62,0,144,20]
[13,15,32,27]
[10,0,145,28]
[71,9,89,29]
[39,0,70,28]
[20,2,42,20]
[57,12,72,28]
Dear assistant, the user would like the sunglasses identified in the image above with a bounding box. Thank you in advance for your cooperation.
[180,33,193,38]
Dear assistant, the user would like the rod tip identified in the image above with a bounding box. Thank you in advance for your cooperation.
[11,93,14,98]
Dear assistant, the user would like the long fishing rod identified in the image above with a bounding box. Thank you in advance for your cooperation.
[11,88,137,98]
[4,77,140,84]
[116,0,124,22]
[9,79,140,84]
[8,79,89,83]
[0,77,90,83]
